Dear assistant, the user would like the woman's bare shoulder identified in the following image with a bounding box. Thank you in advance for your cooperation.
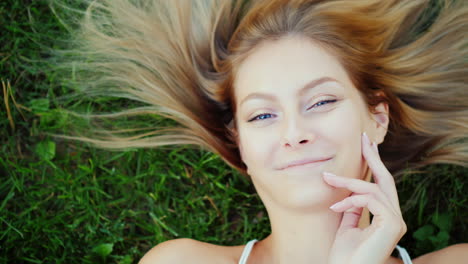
[139,238,245,264]
[412,243,468,264]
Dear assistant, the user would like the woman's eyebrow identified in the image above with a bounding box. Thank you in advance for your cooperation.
[239,76,339,106]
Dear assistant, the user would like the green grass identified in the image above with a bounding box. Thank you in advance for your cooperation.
[0,1,467,263]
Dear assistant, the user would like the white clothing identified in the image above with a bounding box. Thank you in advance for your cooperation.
[238,239,413,264]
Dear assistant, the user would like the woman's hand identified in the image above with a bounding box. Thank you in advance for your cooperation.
[323,132,407,264]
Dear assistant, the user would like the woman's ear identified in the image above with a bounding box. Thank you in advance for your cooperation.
[371,102,389,144]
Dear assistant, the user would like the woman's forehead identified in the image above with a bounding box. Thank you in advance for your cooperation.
[233,36,355,103]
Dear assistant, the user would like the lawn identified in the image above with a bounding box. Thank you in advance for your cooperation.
[1,1,467,263]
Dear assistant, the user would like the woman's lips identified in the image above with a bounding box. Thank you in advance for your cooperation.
[279,157,333,170]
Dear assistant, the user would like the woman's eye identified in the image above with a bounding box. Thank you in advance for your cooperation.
[248,113,273,122]
[247,99,337,122]
[308,99,337,110]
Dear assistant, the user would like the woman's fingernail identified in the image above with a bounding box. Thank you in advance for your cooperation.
[323,171,337,178]
[363,132,370,145]
[330,202,340,210]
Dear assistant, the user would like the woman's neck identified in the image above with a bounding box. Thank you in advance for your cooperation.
[259,208,345,263]
[249,170,372,264]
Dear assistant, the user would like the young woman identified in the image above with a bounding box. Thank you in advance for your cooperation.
[51,0,468,263]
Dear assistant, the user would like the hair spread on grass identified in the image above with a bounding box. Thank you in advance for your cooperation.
[49,0,468,177]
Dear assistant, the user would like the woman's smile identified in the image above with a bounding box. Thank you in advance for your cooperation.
[278,157,334,171]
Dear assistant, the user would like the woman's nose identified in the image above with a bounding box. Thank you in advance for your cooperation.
[279,115,316,148]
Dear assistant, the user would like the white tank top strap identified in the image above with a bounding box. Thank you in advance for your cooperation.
[395,244,413,264]
[238,239,258,264]
[238,240,412,264]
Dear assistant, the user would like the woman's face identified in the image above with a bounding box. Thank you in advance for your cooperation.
[233,35,388,211]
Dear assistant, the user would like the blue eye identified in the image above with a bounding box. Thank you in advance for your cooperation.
[307,99,337,110]
[248,99,337,122]
[248,113,273,122]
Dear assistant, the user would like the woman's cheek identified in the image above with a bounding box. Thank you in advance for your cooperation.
[239,128,271,166]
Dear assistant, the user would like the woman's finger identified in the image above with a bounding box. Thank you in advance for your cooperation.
[372,141,379,154]
[331,194,386,234]
[362,132,400,207]
[331,193,407,248]
[330,194,398,234]
[322,172,396,214]
[338,203,363,231]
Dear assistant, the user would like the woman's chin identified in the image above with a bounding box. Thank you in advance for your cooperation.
[278,185,346,212]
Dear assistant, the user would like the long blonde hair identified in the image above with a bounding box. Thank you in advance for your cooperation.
[49,0,468,177]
